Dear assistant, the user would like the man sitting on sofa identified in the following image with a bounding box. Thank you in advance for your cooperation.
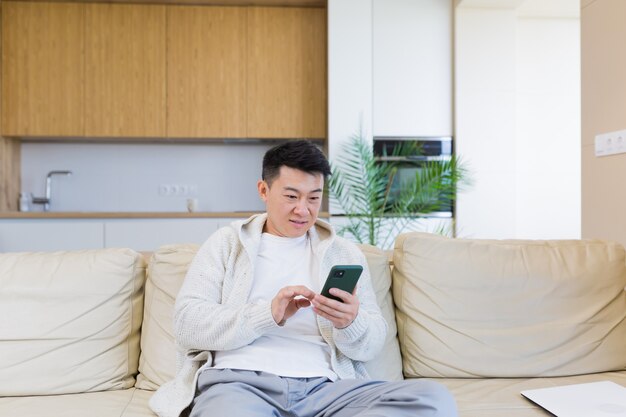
[149,140,457,417]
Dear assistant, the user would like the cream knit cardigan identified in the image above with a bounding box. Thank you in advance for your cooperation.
[149,214,387,417]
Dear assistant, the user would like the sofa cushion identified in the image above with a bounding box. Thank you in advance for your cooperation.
[393,232,626,378]
[357,244,403,381]
[438,370,626,417]
[136,244,198,390]
[0,249,146,396]
[136,242,403,389]
[0,388,156,417]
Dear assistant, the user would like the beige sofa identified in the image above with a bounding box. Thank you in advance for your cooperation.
[1,232,625,417]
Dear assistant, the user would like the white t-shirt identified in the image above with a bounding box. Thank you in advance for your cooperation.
[212,232,338,381]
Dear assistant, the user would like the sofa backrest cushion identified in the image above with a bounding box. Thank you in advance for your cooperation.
[136,242,403,389]
[0,249,146,396]
[357,244,404,381]
[136,244,198,390]
[393,232,626,378]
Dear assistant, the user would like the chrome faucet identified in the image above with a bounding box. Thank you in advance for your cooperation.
[31,170,73,211]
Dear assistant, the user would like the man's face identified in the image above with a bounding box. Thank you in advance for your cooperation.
[257,166,324,238]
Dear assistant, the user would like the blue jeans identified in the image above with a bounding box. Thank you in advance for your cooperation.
[190,368,458,417]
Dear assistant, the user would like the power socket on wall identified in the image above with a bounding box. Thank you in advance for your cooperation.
[158,184,198,197]
[595,130,626,157]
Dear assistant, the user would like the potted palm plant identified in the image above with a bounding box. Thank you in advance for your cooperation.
[328,133,470,249]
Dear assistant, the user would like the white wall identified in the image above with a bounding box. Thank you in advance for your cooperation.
[21,142,272,212]
[515,12,580,239]
[455,8,518,238]
[455,0,580,239]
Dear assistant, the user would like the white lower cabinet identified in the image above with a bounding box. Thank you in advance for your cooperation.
[0,218,232,253]
[103,219,222,251]
[0,220,104,252]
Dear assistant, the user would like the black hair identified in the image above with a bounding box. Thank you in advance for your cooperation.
[262,140,331,186]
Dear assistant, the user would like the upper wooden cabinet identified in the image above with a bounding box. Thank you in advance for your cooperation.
[85,3,166,137]
[2,1,166,138]
[168,6,326,139]
[247,7,327,138]
[2,1,85,136]
[167,6,246,138]
[1,2,326,139]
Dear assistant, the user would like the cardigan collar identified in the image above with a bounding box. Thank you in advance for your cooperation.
[237,213,336,263]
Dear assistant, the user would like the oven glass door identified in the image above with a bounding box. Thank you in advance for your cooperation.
[387,163,453,218]
[374,137,454,218]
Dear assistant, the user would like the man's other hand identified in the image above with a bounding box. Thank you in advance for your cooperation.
[271,285,315,326]
[311,288,359,329]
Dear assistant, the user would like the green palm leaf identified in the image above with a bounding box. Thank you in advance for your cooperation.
[329,133,470,248]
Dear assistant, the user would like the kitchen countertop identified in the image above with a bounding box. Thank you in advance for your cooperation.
[0,211,331,219]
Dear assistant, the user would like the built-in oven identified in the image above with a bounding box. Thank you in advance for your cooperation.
[373,136,454,218]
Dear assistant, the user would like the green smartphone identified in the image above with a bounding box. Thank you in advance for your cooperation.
[320,265,363,302]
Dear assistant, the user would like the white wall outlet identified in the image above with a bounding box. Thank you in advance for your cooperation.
[158,183,198,197]
[158,184,172,196]
[595,129,626,157]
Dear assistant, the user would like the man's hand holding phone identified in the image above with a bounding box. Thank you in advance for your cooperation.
[271,266,363,329]
[312,287,360,329]
[313,265,363,329]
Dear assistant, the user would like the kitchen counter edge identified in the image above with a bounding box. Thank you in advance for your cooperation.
[0,211,331,219]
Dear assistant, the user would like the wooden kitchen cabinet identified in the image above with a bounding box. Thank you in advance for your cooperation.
[1,2,326,140]
[247,7,327,138]
[85,3,166,137]
[169,5,326,139]
[2,1,85,137]
[0,137,19,211]
[167,6,247,138]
